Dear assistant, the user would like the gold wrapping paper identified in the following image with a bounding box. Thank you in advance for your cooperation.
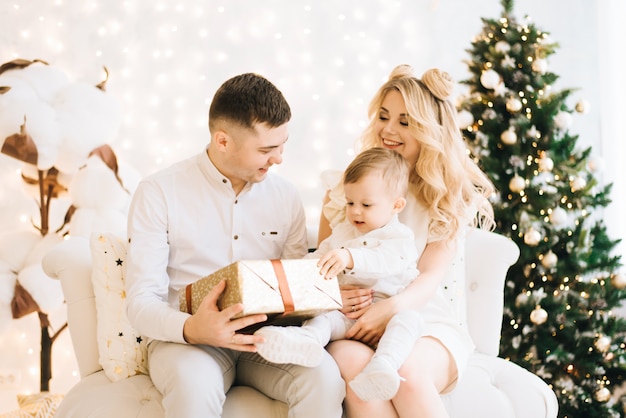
[179,259,342,329]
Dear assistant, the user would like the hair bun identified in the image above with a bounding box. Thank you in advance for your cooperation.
[421,68,454,100]
[388,64,416,81]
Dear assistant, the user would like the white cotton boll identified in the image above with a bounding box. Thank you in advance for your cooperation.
[18,162,43,199]
[17,263,64,313]
[5,63,70,103]
[22,101,62,170]
[22,233,63,266]
[54,82,122,154]
[0,76,62,170]
[0,260,16,329]
[68,208,127,238]
[0,260,17,304]
[69,156,129,211]
[117,160,142,195]
[0,77,39,138]
[52,142,91,174]
[68,156,130,237]
[0,230,42,272]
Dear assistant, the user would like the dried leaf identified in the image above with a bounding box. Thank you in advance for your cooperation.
[96,66,109,91]
[0,58,49,76]
[1,120,38,165]
[90,143,118,173]
[11,282,41,319]
[89,144,129,192]
[20,167,66,199]
[43,167,67,198]
[56,204,76,234]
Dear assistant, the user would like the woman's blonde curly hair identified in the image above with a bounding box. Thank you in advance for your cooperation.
[359,65,495,241]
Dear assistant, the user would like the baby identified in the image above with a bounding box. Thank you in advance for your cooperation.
[254,147,423,401]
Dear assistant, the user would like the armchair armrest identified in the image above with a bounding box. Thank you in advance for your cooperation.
[42,236,102,378]
[465,228,520,356]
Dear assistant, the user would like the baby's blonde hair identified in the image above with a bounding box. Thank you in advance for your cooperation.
[359,65,495,241]
[343,147,409,199]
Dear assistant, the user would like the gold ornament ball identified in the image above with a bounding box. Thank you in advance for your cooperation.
[594,387,611,403]
[541,251,558,269]
[509,175,526,193]
[587,155,605,173]
[549,207,568,226]
[457,109,474,130]
[515,292,529,307]
[538,156,554,172]
[532,58,548,74]
[594,335,611,352]
[612,272,626,289]
[570,176,587,192]
[500,128,517,145]
[506,97,523,113]
[530,306,548,325]
[480,69,501,90]
[555,111,573,130]
[575,99,591,114]
[524,229,542,246]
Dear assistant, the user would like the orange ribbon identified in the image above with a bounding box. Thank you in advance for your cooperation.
[270,259,294,314]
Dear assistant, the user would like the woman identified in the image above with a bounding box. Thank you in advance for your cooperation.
[322,65,495,417]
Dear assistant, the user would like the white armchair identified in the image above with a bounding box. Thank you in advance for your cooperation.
[42,228,558,417]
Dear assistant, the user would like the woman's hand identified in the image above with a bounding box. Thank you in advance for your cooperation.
[340,285,374,319]
[345,297,397,347]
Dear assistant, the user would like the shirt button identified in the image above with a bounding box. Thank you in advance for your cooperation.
[234,235,239,240]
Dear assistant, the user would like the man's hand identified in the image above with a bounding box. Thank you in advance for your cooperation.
[183,280,267,351]
[317,248,353,279]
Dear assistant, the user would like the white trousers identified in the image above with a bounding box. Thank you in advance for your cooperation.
[148,339,345,418]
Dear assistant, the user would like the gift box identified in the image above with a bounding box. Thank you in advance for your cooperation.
[179,259,342,330]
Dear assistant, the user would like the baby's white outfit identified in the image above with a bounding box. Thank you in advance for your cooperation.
[255,215,422,400]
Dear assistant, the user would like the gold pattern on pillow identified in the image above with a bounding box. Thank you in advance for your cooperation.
[90,232,148,382]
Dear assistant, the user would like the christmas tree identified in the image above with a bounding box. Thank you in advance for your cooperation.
[456,1,626,416]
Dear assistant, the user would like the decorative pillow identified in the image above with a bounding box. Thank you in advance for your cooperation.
[90,232,148,382]
[0,393,64,418]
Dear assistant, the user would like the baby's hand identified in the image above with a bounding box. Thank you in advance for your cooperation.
[318,248,353,279]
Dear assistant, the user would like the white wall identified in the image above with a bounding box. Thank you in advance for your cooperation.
[598,0,626,315]
[0,0,621,411]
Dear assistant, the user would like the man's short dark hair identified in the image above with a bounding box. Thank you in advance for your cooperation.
[208,73,291,132]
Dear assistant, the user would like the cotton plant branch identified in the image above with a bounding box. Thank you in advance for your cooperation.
[0,57,127,392]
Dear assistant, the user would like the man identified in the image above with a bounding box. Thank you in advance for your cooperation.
[125,73,344,417]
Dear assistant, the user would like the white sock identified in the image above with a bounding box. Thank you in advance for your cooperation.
[348,356,405,401]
